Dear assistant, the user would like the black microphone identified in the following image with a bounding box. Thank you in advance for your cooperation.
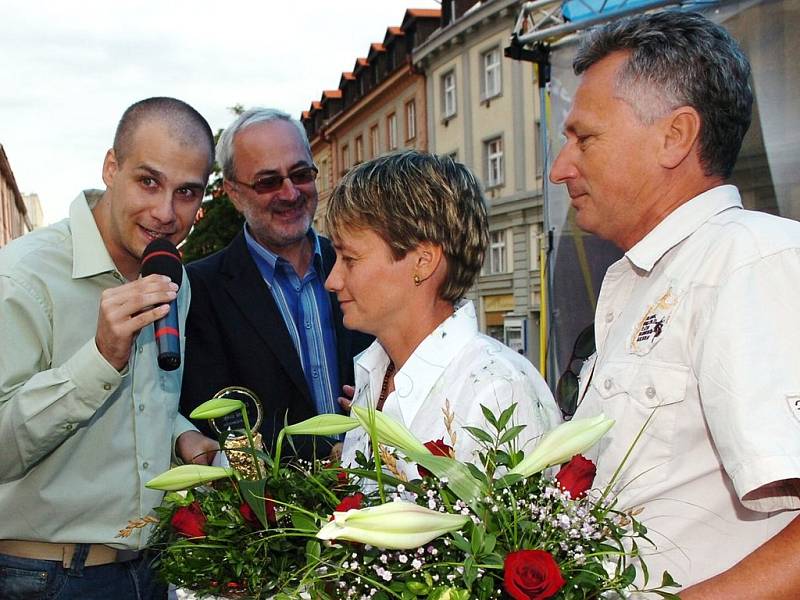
[141,238,183,371]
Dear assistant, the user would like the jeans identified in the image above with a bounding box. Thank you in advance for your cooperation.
[0,544,167,600]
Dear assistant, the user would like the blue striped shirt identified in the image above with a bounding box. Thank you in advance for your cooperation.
[244,226,341,419]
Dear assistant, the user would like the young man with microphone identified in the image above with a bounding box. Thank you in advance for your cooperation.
[0,97,218,599]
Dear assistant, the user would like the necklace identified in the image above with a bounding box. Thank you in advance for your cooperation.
[375,361,395,411]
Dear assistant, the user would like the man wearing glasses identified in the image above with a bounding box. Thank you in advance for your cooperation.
[549,11,800,597]
[180,108,371,458]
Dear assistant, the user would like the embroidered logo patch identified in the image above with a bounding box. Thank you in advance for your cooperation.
[787,394,800,425]
[630,288,679,355]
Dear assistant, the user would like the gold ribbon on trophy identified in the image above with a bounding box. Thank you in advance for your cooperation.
[208,386,265,479]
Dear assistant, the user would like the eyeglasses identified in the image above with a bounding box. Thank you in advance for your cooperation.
[232,165,318,195]
[555,323,595,419]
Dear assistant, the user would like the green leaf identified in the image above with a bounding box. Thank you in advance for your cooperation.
[479,404,499,429]
[189,398,244,420]
[498,424,527,446]
[451,531,471,553]
[660,570,679,588]
[238,478,268,528]
[466,462,486,482]
[497,402,518,431]
[493,472,524,488]
[483,532,497,554]
[470,525,484,555]
[620,564,636,587]
[405,580,429,594]
[462,426,493,444]
[305,539,320,561]
[291,510,317,532]
[463,556,478,587]
[406,453,482,506]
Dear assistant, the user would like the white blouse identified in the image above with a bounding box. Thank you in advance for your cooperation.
[341,300,561,480]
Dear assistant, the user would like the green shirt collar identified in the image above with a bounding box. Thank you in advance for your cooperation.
[70,190,118,280]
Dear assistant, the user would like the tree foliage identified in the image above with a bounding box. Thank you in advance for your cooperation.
[181,105,245,264]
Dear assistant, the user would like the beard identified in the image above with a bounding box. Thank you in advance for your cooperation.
[247,193,316,251]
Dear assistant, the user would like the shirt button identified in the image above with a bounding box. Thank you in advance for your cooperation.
[138,346,144,354]
[305,321,312,329]
[603,378,613,390]
[138,404,145,412]
[645,386,656,399]
[65,423,73,431]
[103,383,112,391]
[312,369,319,378]
[142,462,149,469]
[605,312,614,323]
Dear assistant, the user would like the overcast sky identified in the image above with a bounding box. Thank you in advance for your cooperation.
[0,0,441,224]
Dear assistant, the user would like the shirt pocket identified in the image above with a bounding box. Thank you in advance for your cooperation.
[591,359,689,492]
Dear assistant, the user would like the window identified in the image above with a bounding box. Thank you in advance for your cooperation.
[355,136,364,164]
[529,222,543,271]
[341,144,350,173]
[534,120,543,177]
[486,229,510,274]
[442,71,457,118]
[405,100,416,141]
[485,137,504,187]
[482,47,502,99]
[387,113,398,150]
[319,159,329,193]
[370,125,380,158]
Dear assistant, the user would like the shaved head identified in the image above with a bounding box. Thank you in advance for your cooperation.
[113,97,214,176]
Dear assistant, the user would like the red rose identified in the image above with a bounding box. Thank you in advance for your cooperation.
[239,496,277,527]
[334,493,364,513]
[337,471,349,483]
[504,549,566,600]
[555,454,597,499]
[417,438,454,478]
[171,501,206,538]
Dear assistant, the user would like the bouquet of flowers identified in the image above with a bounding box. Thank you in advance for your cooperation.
[140,398,680,599]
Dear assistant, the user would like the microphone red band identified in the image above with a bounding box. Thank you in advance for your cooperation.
[143,250,182,264]
[155,327,180,338]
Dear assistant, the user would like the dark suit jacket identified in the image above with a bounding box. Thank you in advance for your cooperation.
[180,230,372,458]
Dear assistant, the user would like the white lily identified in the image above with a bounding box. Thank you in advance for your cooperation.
[316,500,468,549]
[351,405,429,455]
[145,464,234,491]
[189,398,244,420]
[282,413,360,437]
[509,414,614,477]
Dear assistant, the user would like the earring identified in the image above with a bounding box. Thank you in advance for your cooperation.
[413,274,422,286]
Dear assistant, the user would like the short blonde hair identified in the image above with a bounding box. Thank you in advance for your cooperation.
[326,151,489,302]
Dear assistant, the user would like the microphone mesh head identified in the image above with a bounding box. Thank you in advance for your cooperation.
[141,238,183,287]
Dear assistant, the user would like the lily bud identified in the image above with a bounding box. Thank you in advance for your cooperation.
[282,414,360,437]
[509,414,614,478]
[189,398,244,420]
[146,465,234,491]
[316,500,468,549]
[351,406,429,455]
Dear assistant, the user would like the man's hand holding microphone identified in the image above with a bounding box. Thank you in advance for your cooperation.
[95,238,218,465]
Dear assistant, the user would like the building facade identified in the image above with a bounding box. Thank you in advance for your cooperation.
[414,0,545,362]
[0,144,31,247]
[302,9,441,232]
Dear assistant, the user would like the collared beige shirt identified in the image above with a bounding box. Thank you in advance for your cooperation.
[341,300,561,480]
[575,185,800,590]
[0,191,195,549]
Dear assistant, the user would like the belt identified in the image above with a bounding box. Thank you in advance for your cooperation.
[0,540,140,568]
